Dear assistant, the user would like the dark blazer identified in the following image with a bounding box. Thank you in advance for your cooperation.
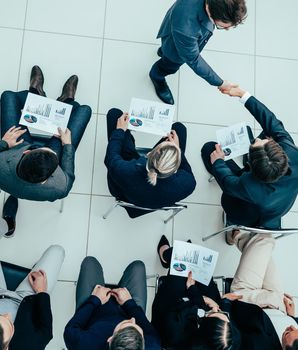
[104,129,196,216]
[213,96,298,229]
[64,296,160,350]
[10,293,53,350]
[157,0,223,86]
[0,141,75,201]
[152,275,222,349]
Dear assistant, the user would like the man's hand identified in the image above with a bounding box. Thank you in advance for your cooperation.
[58,127,72,145]
[28,270,47,293]
[2,126,27,148]
[186,271,195,289]
[92,285,111,304]
[221,86,246,98]
[111,287,132,305]
[223,293,243,301]
[210,144,225,164]
[203,296,220,311]
[116,113,129,131]
[218,80,238,93]
[284,293,296,317]
[167,130,180,148]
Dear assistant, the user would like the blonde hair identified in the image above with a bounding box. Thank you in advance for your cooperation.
[146,141,181,186]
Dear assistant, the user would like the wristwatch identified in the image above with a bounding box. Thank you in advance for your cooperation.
[197,308,205,318]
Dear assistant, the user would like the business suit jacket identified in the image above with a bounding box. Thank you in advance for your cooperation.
[104,129,196,216]
[224,300,284,350]
[213,96,298,229]
[64,296,160,350]
[151,275,222,349]
[0,140,75,201]
[10,293,53,350]
[157,0,223,86]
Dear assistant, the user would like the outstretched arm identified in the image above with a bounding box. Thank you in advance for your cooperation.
[221,87,294,143]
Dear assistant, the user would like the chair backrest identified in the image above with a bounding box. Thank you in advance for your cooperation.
[1,261,30,291]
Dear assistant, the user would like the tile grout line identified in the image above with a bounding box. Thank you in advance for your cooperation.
[253,0,257,134]
[84,0,109,256]
[15,0,29,91]
[1,25,298,63]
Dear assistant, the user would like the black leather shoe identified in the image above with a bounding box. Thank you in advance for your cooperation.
[29,65,46,96]
[57,75,78,102]
[157,235,170,268]
[2,196,18,238]
[157,47,163,57]
[149,74,174,105]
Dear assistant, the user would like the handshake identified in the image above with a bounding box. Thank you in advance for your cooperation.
[92,285,132,305]
[218,80,245,98]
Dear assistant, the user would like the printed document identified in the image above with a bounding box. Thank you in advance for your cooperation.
[216,122,251,161]
[128,98,175,136]
[170,240,219,286]
[20,93,72,137]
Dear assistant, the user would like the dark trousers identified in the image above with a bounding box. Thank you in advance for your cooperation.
[0,90,91,160]
[106,108,187,217]
[201,141,261,226]
[149,50,182,82]
[76,257,147,312]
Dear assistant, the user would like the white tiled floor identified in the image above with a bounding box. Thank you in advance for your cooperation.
[0,0,297,348]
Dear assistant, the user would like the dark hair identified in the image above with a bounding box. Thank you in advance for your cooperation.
[286,339,298,350]
[196,317,241,350]
[249,140,289,183]
[110,326,144,350]
[17,149,59,183]
[206,0,247,26]
[0,324,9,350]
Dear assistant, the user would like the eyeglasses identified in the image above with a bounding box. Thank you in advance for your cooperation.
[214,22,236,30]
[205,310,230,320]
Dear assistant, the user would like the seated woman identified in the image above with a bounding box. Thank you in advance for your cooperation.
[152,234,298,350]
[104,109,196,218]
[151,235,242,350]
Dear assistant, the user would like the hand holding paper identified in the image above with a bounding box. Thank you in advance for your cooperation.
[116,113,129,131]
[58,127,72,145]
[210,144,225,164]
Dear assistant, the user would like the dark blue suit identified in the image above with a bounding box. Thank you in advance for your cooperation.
[150,0,223,86]
[104,127,196,218]
[212,96,298,228]
[64,296,160,350]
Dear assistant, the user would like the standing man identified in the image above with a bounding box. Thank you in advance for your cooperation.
[149,0,247,105]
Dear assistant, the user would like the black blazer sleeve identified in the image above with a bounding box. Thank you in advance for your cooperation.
[10,293,53,350]
[0,140,8,152]
[245,96,295,144]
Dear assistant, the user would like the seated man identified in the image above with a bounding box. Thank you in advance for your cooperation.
[64,257,160,350]
[228,231,298,350]
[0,65,92,202]
[104,108,196,218]
[201,86,298,229]
[0,244,65,350]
